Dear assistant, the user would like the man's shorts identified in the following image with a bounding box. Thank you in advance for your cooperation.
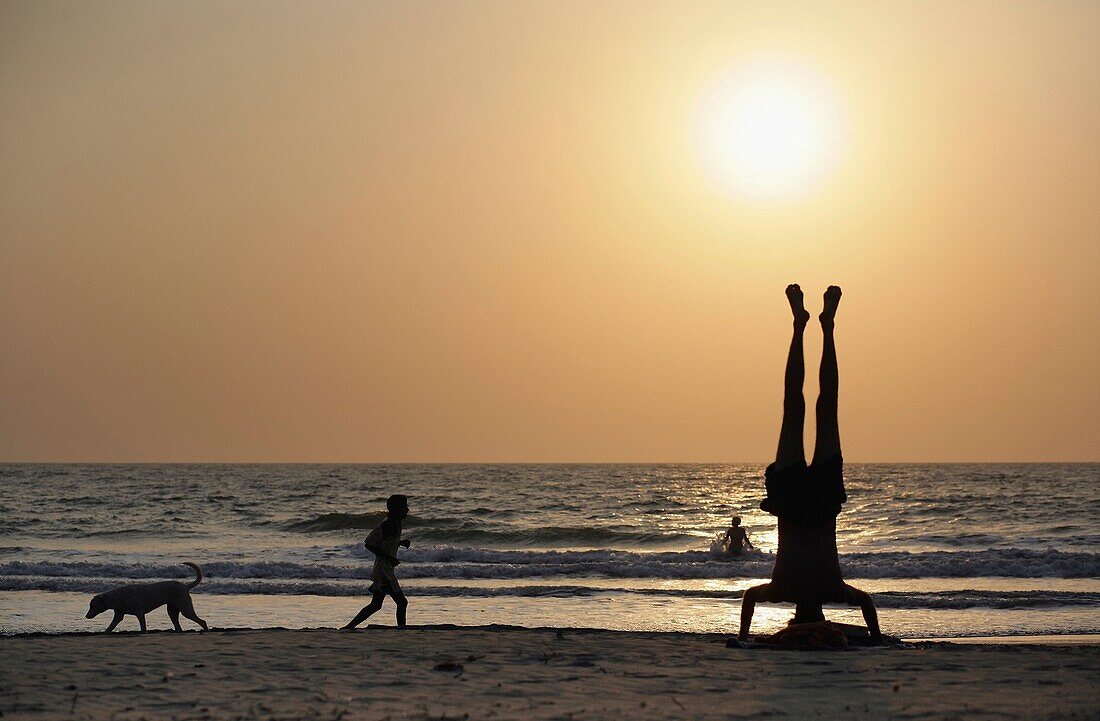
[760,455,847,525]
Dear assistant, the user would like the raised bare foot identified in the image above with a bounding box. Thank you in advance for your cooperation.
[820,285,842,329]
[785,284,810,327]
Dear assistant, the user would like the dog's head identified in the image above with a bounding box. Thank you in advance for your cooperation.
[86,594,109,619]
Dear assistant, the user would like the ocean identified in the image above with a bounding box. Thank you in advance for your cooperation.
[1,463,1097,638]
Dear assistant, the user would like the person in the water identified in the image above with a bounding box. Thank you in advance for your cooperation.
[738,285,881,643]
[343,494,411,629]
[721,516,754,556]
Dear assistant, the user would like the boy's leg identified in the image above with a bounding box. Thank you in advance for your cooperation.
[776,285,809,469]
[390,591,409,627]
[842,584,881,643]
[343,591,386,629]
[812,286,842,464]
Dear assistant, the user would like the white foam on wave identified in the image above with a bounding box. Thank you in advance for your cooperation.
[0,547,1096,583]
[1,575,1097,611]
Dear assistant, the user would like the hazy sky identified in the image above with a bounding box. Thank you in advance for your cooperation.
[2,1,1098,462]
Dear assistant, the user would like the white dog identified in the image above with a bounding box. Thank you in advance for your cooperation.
[86,562,208,632]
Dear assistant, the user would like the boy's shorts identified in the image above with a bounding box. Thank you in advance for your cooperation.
[369,577,403,596]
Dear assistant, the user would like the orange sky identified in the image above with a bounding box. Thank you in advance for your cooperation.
[1,1,1098,462]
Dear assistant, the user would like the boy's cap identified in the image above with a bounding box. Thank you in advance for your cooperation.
[386,494,408,513]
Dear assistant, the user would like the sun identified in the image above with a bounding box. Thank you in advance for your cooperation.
[694,60,845,200]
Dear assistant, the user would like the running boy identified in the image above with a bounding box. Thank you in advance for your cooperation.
[343,494,410,628]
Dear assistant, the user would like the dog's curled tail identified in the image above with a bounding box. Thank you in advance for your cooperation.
[183,562,203,589]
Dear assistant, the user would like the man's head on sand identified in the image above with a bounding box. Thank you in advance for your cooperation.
[731,516,741,527]
[386,494,409,520]
[792,603,826,625]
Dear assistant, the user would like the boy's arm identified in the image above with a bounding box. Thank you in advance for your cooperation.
[365,538,401,565]
[364,522,402,564]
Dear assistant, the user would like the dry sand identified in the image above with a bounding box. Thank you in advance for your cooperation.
[1,626,1097,720]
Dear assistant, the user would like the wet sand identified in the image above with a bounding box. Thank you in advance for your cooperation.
[1,626,1097,720]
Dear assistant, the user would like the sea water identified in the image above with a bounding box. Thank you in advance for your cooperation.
[1,464,1097,638]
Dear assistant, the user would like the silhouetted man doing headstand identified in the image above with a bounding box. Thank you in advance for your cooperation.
[738,285,881,644]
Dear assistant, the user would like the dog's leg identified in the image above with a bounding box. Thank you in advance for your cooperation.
[179,595,208,631]
[105,611,124,633]
[138,614,147,633]
[167,605,183,631]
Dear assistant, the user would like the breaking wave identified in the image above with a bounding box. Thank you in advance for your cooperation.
[1,574,1096,611]
[283,514,699,546]
[0,547,1095,586]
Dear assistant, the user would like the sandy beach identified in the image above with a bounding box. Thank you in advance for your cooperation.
[2,627,1097,720]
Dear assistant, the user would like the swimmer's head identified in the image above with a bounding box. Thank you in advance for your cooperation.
[731,516,741,526]
[386,494,409,520]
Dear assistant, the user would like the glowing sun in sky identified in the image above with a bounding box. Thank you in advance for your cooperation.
[694,60,845,200]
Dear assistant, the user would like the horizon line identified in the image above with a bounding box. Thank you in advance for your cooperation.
[1,459,1097,465]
